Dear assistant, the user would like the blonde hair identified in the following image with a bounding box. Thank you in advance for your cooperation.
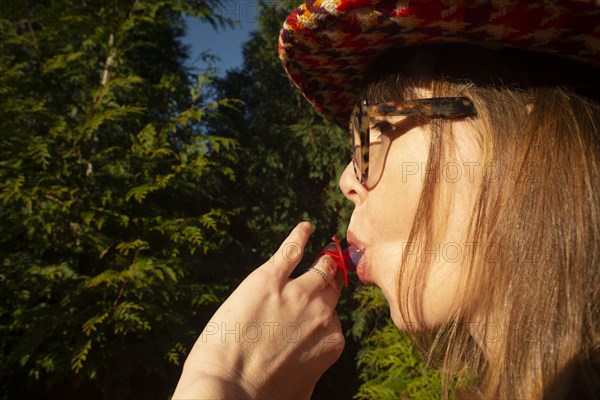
[364,44,600,399]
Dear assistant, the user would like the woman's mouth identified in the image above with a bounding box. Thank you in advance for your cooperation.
[346,231,370,285]
[355,251,370,285]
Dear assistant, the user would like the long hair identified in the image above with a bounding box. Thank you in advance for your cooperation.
[363,44,600,399]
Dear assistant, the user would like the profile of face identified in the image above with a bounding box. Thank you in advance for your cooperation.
[340,90,483,331]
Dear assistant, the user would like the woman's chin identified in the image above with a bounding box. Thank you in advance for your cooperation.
[376,283,423,332]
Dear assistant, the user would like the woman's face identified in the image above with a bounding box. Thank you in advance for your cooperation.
[339,103,482,330]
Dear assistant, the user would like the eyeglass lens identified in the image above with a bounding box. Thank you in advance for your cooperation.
[350,108,363,183]
[351,102,389,186]
[350,103,397,187]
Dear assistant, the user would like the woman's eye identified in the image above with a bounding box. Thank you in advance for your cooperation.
[370,121,394,142]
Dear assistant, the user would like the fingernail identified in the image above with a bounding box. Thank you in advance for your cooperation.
[321,256,336,276]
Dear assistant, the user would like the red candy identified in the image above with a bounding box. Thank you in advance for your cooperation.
[317,235,357,287]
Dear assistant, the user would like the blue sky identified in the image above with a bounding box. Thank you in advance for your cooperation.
[181,4,259,76]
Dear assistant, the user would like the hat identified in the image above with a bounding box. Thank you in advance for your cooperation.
[278,0,600,127]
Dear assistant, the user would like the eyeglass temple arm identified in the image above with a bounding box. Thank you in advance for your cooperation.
[367,97,476,118]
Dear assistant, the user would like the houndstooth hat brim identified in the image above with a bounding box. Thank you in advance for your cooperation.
[278,0,600,127]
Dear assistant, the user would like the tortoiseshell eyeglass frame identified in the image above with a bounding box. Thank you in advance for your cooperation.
[349,97,477,184]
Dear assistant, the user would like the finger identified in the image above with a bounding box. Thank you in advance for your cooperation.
[268,221,312,277]
[329,266,344,297]
[296,250,338,295]
[320,263,344,309]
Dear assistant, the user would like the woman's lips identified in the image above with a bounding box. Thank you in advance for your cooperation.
[346,231,370,285]
[355,252,370,285]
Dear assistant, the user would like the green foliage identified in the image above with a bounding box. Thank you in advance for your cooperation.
[208,0,350,263]
[0,1,239,399]
[352,287,443,399]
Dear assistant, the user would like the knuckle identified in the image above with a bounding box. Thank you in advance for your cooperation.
[324,331,345,359]
[280,241,304,264]
[252,266,277,283]
[286,285,310,305]
[331,330,345,349]
[315,309,332,326]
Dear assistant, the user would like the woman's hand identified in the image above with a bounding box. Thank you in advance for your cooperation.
[173,222,345,399]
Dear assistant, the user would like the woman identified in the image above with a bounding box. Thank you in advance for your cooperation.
[174,1,600,398]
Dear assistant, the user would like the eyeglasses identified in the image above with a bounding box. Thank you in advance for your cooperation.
[349,97,476,186]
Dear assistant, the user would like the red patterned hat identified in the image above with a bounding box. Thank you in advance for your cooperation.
[278,0,600,127]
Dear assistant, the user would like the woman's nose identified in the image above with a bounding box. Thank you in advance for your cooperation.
[339,162,368,207]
